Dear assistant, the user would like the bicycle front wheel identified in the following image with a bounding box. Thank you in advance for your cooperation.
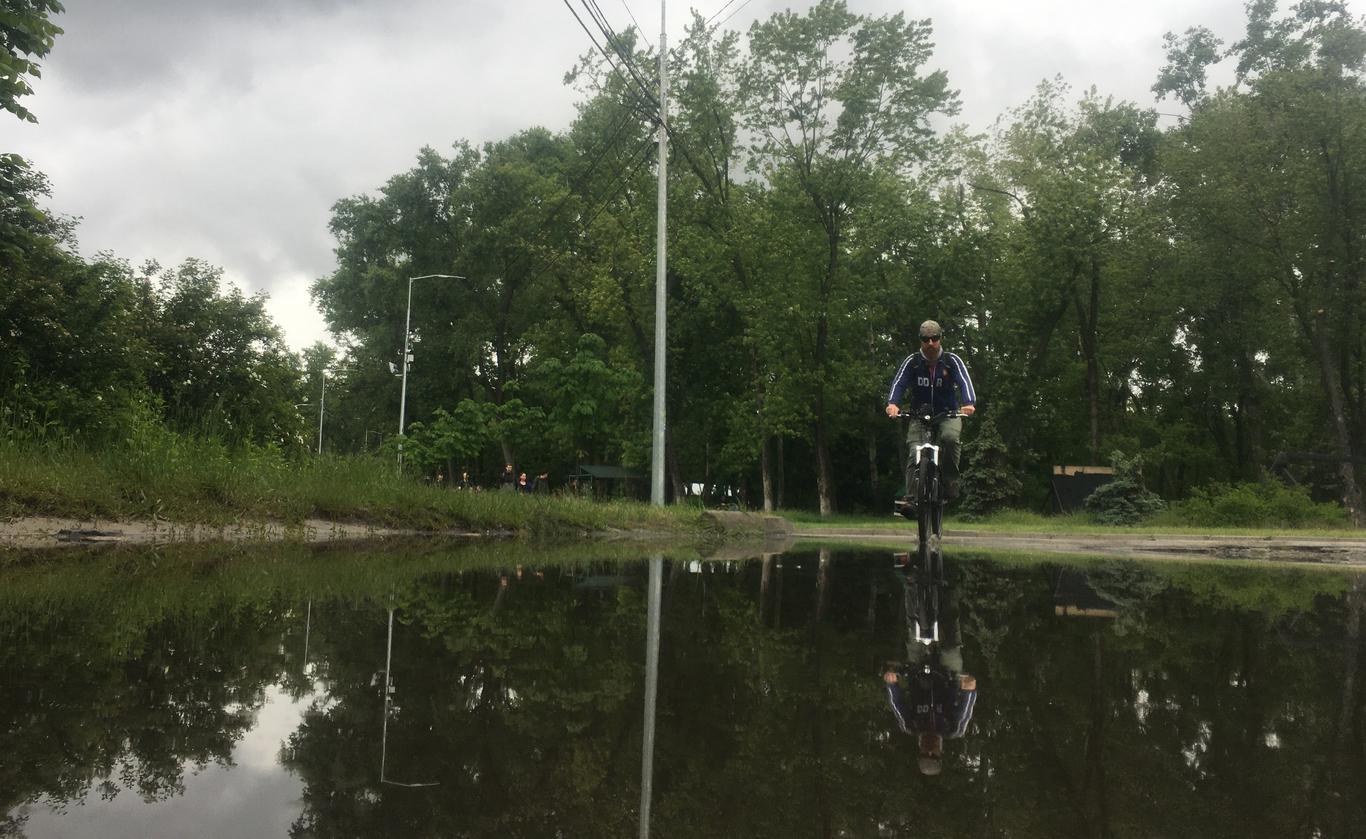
[916,458,934,574]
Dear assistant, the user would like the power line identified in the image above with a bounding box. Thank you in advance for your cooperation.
[563,0,654,117]
[521,138,659,290]
[581,0,661,118]
[619,0,653,50]
[713,0,754,30]
[705,0,738,27]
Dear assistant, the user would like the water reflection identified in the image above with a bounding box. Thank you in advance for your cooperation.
[639,556,663,839]
[883,556,978,776]
[0,544,1364,837]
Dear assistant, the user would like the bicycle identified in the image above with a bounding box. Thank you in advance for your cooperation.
[894,410,965,586]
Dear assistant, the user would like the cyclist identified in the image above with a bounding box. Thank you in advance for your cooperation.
[885,320,977,502]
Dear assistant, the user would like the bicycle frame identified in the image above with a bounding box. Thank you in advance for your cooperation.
[897,411,959,611]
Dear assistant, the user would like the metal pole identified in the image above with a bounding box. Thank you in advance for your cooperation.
[382,606,394,782]
[303,600,311,672]
[398,277,414,470]
[651,0,668,508]
[397,274,465,471]
[317,372,326,455]
[638,555,663,839]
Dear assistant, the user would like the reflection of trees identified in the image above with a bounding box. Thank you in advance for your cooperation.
[0,599,290,814]
[2,548,1363,837]
[271,555,1366,838]
[281,570,644,837]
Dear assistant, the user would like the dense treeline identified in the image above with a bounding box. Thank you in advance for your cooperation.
[4,1,1365,521]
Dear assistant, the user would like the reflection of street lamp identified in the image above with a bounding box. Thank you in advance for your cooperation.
[398,273,465,469]
[380,606,439,788]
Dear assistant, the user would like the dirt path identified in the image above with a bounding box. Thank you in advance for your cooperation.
[5,514,1365,567]
[795,526,1366,566]
[0,516,444,550]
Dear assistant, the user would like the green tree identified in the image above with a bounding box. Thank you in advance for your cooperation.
[739,0,958,515]
[1157,1,1366,523]
[144,259,305,446]
[0,0,63,124]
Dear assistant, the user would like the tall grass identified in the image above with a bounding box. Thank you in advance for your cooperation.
[0,431,705,536]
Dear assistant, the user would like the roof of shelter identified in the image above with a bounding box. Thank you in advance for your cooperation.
[570,465,645,480]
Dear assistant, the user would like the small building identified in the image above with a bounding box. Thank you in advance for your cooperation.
[567,464,647,501]
[1048,465,1114,514]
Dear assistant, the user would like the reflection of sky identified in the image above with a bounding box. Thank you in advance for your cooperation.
[18,684,310,839]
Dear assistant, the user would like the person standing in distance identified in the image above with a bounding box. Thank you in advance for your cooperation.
[885,320,976,501]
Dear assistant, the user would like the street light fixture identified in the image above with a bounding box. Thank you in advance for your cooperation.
[398,273,465,469]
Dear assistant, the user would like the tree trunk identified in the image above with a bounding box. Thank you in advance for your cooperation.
[1076,257,1103,462]
[815,414,836,517]
[867,430,878,501]
[666,432,686,506]
[760,435,775,512]
[1313,310,1364,526]
[1236,350,1265,481]
[776,436,786,510]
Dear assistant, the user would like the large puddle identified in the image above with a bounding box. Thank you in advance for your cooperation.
[1,541,1362,837]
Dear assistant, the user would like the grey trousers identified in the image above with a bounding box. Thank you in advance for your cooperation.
[906,415,962,490]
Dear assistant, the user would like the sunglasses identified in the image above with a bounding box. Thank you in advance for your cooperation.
[920,335,941,343]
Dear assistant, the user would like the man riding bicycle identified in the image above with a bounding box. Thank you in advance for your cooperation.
[885,320,977,502]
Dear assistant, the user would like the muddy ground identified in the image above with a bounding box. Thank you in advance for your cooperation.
[3,515,1365,566]
[795,526,1366,566]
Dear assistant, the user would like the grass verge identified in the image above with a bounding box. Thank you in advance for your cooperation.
[779,507,1361,539]
[0,440,708,537]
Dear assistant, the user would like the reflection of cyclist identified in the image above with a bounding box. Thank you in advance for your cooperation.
[882,566,978,776]
[884,320,976,500]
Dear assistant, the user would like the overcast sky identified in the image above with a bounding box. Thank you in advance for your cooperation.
[5,0,1256,351]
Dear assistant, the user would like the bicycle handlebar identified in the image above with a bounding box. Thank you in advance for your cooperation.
[893,409,967,423]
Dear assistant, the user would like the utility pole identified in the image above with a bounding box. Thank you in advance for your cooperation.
[317,371,326,455]
[651,0,668,508]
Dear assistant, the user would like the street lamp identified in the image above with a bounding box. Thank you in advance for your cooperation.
[398,273,465,469]
[317,371,327,455]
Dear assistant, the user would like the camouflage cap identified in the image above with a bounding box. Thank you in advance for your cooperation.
[919,320,942,339]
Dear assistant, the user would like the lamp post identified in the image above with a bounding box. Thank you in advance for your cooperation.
[398,273,465,469]
[317,371,327,455]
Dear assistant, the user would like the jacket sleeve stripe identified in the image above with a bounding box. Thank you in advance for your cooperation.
[888,355,914,404]
[950,353,976,404]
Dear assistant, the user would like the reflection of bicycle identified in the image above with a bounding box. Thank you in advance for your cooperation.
[896,410,964,577]
[883,559,977,775]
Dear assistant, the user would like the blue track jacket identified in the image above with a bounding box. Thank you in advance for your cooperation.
[886,667,978,738]
[887,350,976,414]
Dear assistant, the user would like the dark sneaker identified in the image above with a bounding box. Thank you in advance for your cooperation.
[893,498,915,519]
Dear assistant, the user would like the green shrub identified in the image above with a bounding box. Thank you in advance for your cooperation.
[1163,481,1347,529]
[959,416,1023,519]
[1084,451,1165,525]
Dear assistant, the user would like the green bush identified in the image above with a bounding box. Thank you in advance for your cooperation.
[1084,451,1166,525]
[959,416,1023,519]
[1162,481,1347,529]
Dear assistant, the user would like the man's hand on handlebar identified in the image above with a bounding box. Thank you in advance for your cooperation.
[887,403,975,419]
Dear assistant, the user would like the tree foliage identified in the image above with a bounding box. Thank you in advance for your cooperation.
[6,1,1366,522]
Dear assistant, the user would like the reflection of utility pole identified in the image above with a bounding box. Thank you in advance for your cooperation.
[303,601,311,674]
[639,555,663,839]
[380,606,439,788]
